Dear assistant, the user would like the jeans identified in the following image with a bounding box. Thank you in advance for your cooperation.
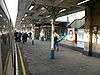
[54,42,59,50]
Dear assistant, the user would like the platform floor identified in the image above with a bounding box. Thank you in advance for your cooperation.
[21,40,100,75]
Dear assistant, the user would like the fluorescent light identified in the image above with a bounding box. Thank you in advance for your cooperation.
[3,25,5,28]
[0,14,2,17]
[46,15,50,18]
[41,7,45,10]
[77,0,90,5]
[39,19,41,21]
[25,14,27,17]
[30,24,32,26]
[59,9,66,13]
[22,18,24,20]
[20,21,22,23]
[23,25,25,27]
[42,10,46,14]
[59,0,64,3]
[29,6,34,10]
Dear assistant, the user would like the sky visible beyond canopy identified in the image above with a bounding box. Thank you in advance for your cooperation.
[5,0,18,26]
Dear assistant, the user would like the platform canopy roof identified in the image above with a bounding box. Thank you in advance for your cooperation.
[0,0,12,31]
[16,0,87,29]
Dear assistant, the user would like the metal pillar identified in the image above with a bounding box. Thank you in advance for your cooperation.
[88,22,93,56]
[32,25,35,45]
[87,2,94,56]
[50,19,55,59]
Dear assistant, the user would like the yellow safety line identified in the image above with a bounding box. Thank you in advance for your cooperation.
[3,51,10,74]
[17,45,26,75]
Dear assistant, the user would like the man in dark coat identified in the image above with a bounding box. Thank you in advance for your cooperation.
[22,32,28,44]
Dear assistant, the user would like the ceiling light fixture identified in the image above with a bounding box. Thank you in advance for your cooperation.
[39,19,41,21]
[46,15,50,18]
[22,18,24,20]
[59,0,64,3]
[29,6,34,10]
[77,0,90,5]
[41,7,45,10]
[0,14,2,17]
[59,9,66,13]
[20,21,22,23]
[25,14,27,17]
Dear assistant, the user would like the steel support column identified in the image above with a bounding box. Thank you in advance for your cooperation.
[86,1,95,56]
[50,19,55,59]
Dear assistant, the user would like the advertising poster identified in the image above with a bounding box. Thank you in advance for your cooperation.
[67,28,75,41]
[77,29,84,48]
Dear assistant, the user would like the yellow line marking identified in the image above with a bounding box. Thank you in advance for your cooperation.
[17,45,26,75]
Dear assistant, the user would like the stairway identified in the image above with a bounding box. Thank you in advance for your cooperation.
[69,17,85,29]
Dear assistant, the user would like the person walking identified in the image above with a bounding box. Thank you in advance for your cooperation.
[32,30,35,45]
[22,32,28,44]
[28,32,32,39]
[53,30,59,51]
[14,31,18,42]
